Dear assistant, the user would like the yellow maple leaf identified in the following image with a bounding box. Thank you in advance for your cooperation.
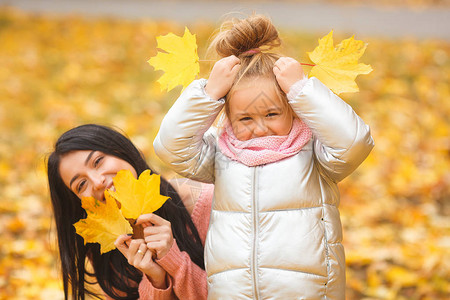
[108,170,170,219]
[148,27,199,92]
[308,30,373,95]
[74,193,132,254]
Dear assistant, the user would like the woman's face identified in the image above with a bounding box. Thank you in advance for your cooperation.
[59,150,137,201]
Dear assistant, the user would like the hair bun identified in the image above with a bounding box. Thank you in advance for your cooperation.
[211,14,281,57]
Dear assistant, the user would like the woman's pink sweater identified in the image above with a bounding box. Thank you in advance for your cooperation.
[137,183,213,299]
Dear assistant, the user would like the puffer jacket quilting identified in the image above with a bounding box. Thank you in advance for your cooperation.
[154,78,374,299]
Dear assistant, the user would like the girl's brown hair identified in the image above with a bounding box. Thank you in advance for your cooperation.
[208,14,292,119]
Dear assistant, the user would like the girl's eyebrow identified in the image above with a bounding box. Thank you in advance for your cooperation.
[235,112,250,117]
[69,151,95,189]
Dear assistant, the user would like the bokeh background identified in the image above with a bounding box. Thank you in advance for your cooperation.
[0,0,449,299]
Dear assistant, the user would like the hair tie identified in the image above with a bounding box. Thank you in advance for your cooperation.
[241,48,261,56]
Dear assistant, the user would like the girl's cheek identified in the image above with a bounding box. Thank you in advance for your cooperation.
[237,131,252,141]
[234,125,244,136]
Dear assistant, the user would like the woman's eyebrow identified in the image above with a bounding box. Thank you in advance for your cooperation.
[69,175,79,190]
[84,151,95,166]
[69,151,95,189]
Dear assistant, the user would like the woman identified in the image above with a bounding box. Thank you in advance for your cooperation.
[47,124,212,300]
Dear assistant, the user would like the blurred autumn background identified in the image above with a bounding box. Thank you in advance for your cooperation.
[0,0,449,299]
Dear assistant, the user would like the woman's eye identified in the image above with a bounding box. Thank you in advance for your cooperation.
[77,180,86,193]
[94,156,104,167]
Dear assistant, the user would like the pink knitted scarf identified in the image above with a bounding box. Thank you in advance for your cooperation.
[218,118,312,167]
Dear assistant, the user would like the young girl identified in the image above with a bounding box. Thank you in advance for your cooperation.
[153,15,374,299]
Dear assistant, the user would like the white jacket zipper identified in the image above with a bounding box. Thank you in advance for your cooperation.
[251,167,260,299]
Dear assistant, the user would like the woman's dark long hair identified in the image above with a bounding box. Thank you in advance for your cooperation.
[47,124,205,300]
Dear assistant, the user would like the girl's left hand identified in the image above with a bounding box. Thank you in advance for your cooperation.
[273,57,305,94]
[136,213,174,260]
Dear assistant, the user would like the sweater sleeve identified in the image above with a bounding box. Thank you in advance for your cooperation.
[153,79,224,183]
[155,241,207,300]
[152,182,213,300]
[100,269,176,300]
[137,274,176,300]
[190,182,213,245]
[288,77,374,182]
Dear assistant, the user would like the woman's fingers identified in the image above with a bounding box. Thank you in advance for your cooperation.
[143,221,171,236]
[126,239,144,264]
[143,225,160,236]
[114,236,166,286]
[136,214,174,259]
[114,234,132,255]
[114,235,151,267]
[144,230,171,243]
[136,213,170,227]
[146,236,173,259]
[135,213,153,226]
[134,243,157,265]
[140,246,156,267]
[133,243,147,264]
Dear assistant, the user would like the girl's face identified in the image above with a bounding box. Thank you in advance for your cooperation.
[227,77,294,141]
[59,150,137,201]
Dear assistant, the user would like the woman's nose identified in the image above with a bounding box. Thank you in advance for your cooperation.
[91,173,106,191]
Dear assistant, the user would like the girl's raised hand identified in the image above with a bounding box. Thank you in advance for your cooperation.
[136,213,174,260]
[205,55,241,100]
[115,235,168,288]
[273,57,306,94]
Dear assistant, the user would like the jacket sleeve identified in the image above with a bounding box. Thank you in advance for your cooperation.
[153,79,224,183]
[288,77,374,182]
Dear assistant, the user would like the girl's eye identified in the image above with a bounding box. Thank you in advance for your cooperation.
[77,180,86,193]
[266,112,279,117]
[239,117,252,122]
[94,156,104,167]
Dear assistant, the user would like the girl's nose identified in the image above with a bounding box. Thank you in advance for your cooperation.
[253,121,269,137]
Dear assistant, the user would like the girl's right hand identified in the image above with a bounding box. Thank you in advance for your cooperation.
[273,57,305,94]
[205,55,240,100]
[115,235,168,289]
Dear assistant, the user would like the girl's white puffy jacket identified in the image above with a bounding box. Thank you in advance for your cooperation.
[154,78,374,299]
